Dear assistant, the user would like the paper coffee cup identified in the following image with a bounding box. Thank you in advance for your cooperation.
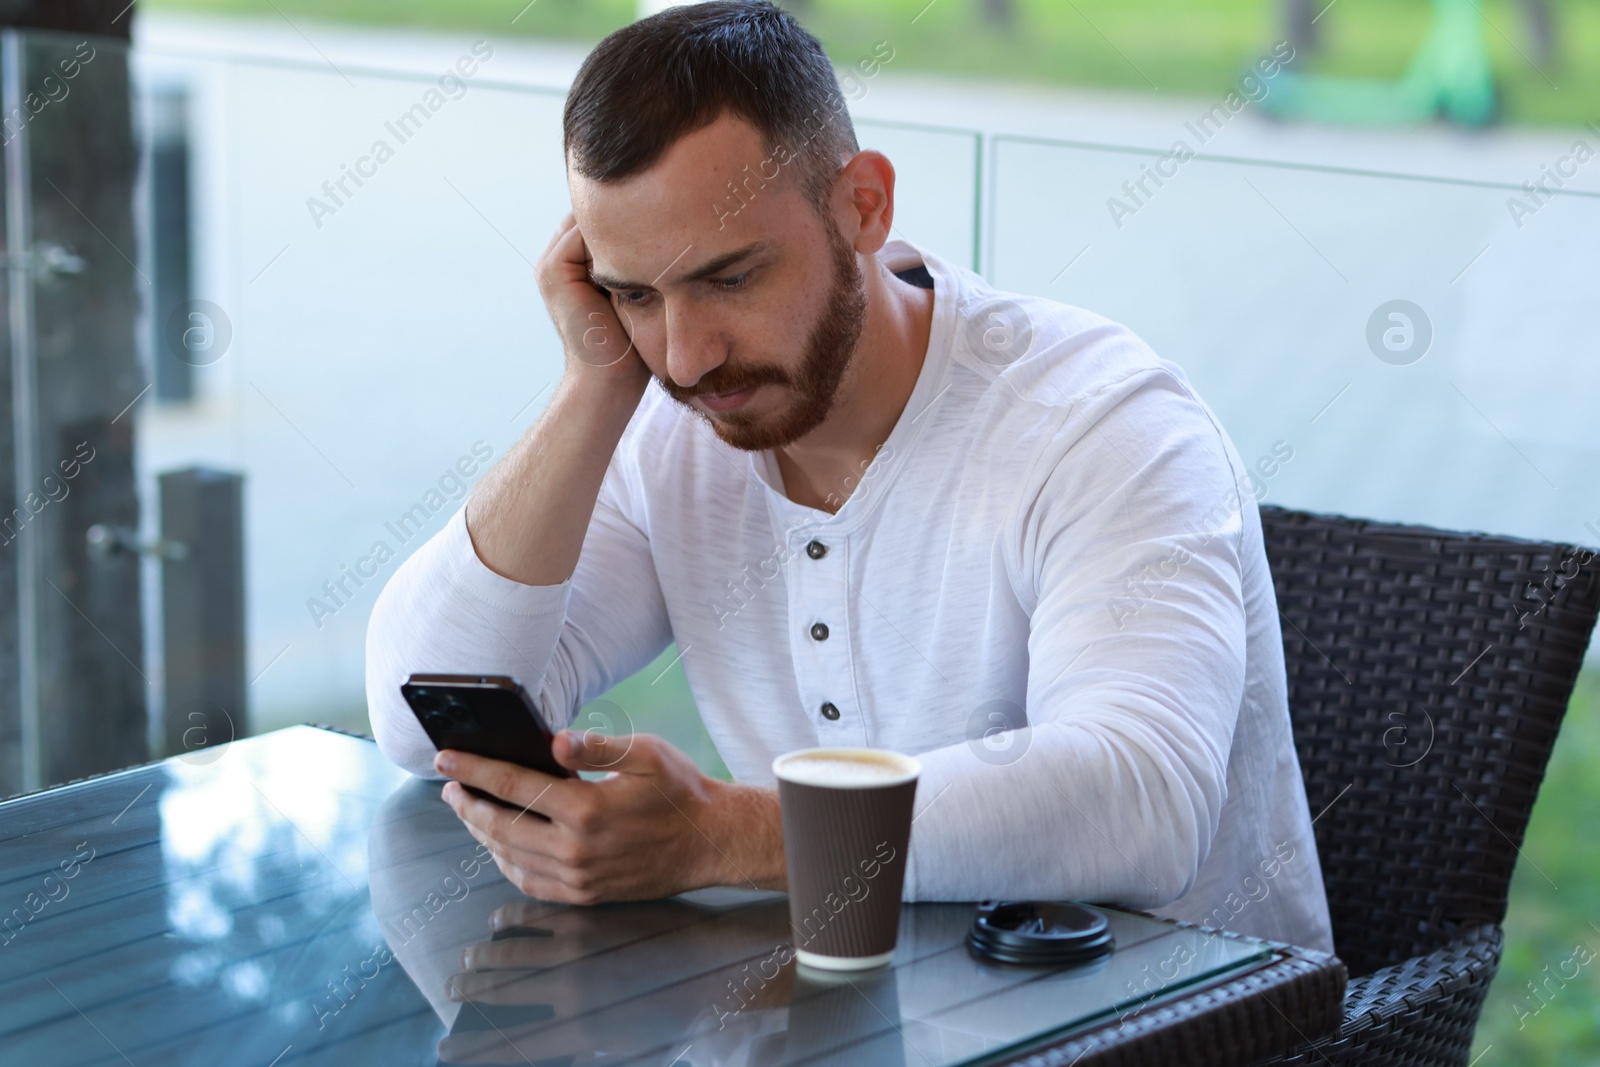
[773,747,920,970]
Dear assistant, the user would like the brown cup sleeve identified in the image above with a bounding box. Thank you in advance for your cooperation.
[778,777,917,961]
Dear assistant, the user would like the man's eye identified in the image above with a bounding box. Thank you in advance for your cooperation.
[711,272,750,291]
[615,290,652,306]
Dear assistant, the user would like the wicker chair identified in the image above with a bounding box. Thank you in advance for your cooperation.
[1249,505,1600,1066]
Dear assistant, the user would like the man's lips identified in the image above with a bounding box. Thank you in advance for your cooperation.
[697,385,759,413]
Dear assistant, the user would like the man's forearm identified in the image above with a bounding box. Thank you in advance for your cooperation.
[466,375,646,586]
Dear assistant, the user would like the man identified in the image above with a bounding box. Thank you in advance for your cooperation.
[366,0,1334,952]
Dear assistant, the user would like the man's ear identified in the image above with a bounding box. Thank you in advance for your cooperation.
[833,150,896,256]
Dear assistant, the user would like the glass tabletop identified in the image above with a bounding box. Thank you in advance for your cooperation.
[0,726,1272,1066]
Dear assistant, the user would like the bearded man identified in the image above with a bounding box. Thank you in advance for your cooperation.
[366,0,1334,953]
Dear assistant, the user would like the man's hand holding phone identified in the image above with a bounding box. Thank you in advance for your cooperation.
[435,730,785,906]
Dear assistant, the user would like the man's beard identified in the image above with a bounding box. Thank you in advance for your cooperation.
[659,226,867,452]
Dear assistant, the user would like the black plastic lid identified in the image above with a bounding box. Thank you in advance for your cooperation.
[966,901,1115,966]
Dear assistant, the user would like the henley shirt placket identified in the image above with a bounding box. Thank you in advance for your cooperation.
[785,528,864,745]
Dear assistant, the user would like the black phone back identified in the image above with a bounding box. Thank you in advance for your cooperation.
[401,674,570,781]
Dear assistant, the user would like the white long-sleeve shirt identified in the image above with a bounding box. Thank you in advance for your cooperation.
[365,240,1335,953]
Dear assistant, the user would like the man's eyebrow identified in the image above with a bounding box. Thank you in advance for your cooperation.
[590,241,768,292]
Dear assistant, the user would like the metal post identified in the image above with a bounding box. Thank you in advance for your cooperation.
[149,87,193,402]
[159,468,246,759]
[4,29,42,793]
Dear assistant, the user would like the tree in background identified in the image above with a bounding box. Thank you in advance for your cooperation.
[980,0,1015,28]
[1517,0,1554,67]
[1284,0,1320,54]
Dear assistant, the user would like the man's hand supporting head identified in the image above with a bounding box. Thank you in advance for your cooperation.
[436,732,786,905]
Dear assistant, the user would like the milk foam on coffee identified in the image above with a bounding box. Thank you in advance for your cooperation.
[775,749,919,789]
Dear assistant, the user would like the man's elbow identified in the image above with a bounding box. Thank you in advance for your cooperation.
[365,589,443,781]
[366,667,443,780]
[370,703,443,780]
[1117,846,1201,909]
[1108,791,1217,908]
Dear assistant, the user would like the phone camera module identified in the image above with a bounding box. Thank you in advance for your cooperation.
[424,695,481,734]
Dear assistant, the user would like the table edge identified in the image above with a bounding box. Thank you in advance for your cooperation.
[981,916,1347,1067]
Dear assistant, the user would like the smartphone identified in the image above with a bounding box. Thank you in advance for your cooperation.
[402,674,570,809]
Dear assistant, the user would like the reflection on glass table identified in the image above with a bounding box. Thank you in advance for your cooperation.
[1,726,1279,1066]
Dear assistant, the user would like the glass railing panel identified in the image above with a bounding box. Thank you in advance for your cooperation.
[987,134,1600,548]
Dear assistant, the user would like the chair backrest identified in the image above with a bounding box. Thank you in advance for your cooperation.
[1259,505,1600,977]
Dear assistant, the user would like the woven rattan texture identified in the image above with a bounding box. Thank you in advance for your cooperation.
[928,508,1596,1067]
[1259,506,1599,977]
[1249,507,1598,1067]
[1264,924,1501,1067]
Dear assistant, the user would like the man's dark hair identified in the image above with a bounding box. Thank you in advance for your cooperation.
[563,1,859,211]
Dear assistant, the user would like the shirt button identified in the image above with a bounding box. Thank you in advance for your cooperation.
[806,540,827,560]
[820,702,841,721]
[810,622,829,641]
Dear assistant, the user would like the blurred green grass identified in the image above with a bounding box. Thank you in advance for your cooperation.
[145,0,1600,126]
[1473,665,1600,1062]
[579,645,731,780]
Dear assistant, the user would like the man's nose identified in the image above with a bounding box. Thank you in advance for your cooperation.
[662,304,724,389]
